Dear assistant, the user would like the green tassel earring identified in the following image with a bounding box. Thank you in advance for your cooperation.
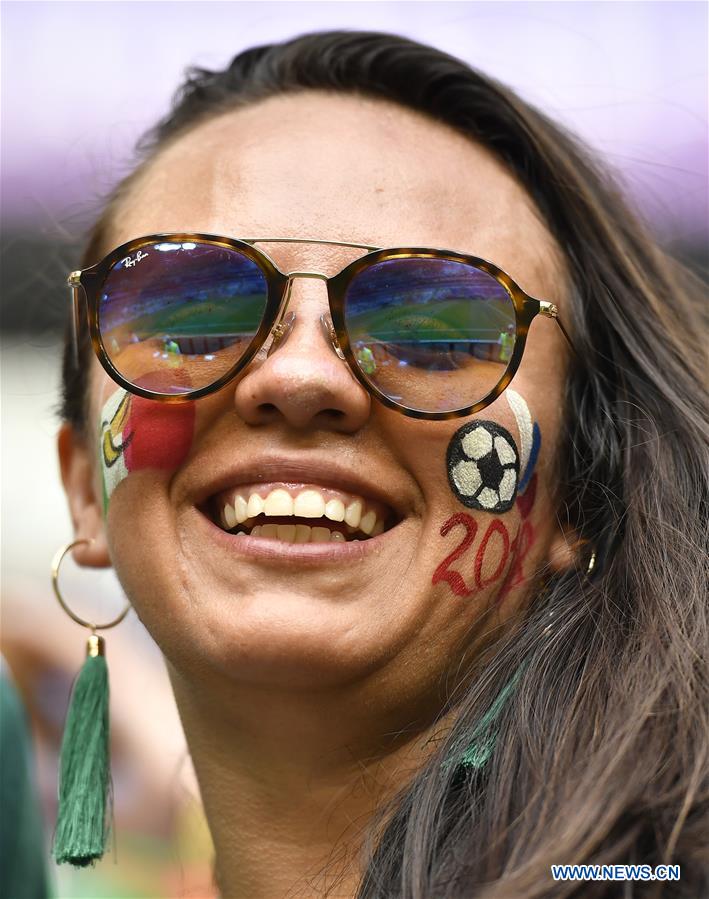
[50,540,131,868]
[53,634,111,866]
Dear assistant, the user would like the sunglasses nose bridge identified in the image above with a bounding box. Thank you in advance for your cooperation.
[267,272,345,361]
[266,275,295,358]
[319,312,346,361]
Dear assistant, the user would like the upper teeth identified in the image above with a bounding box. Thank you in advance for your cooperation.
[220,486,385,538]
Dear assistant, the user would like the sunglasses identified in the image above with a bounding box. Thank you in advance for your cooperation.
[68,234,573,420]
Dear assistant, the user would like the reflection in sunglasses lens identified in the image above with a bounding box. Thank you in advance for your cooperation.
[343,258,516,413]
[98,241,269,394]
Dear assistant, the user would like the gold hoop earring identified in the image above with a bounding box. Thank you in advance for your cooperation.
[52,539,131,632]
[50,538,131,868]
[586,549,597,577]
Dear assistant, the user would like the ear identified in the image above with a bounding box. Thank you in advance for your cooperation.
[546,521,584,575]
[57,422,111,568]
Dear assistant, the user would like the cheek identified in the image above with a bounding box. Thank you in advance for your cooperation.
[506,388,542,496]
[98,386,196,509]
[433,389,543,605]
[431,474,538,604]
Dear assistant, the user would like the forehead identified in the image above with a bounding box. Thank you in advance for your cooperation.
[111,91,563,296]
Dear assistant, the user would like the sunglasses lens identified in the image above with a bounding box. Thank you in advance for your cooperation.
[343,258,517,413]
[98,241,269,394]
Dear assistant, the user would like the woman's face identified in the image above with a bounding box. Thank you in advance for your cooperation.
[62,92,573,708]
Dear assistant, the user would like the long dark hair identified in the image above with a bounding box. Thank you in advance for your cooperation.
[61,30,708,897]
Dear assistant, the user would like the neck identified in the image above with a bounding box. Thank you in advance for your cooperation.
[169,664,452,899]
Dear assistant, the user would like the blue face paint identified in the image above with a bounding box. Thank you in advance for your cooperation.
[519,422,541,493]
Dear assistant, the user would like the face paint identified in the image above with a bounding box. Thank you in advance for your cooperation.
[506,389,541,494]
[446,420,519,513]
[496,467,540,605]
[431,513,540,605]
[99,386,196,509]
[498,519,536,604]
[100,388,134,507]
[438,390,544,599]
[431,510,511,594]
[431,512,479,597]
[474,519,511,589]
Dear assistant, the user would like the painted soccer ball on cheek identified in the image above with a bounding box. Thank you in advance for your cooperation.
[447,420,520,513]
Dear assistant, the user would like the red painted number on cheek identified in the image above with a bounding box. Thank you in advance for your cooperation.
[474,519,511,589]
[431,512,479,597]
[433,476,540,600]
[498,520,536,603]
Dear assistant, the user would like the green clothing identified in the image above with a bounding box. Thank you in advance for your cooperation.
[498,330,514,363]
[0,658,50,899]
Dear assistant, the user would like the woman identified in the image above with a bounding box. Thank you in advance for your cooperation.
[56,30,707,898]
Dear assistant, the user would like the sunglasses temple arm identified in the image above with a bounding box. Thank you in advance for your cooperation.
[537,299,577,356]
[68,273,82,369]
[554,316,578,356]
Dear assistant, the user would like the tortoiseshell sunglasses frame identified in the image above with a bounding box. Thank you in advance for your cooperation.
[68,234,573,421]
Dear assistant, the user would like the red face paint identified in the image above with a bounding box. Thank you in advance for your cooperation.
[99,378,196,510]
[497,520,537,604]
[431,512,478,598]
[474,519,511,589]
[432,514,513,599]
[433,470,539,602]
[123,395,195,470]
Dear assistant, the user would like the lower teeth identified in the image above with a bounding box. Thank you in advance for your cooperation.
[239,523,359,543]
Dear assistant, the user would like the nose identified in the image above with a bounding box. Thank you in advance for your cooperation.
[232,277,371,431]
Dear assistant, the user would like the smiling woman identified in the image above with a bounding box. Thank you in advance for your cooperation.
[55,30,707,899]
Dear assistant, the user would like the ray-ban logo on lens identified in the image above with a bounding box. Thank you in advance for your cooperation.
[122,250,149,267]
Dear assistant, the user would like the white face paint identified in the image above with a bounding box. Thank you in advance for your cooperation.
[446,391,543,513]
[506,389,542,494]
[98,387,132,509]
[506,389,533,474]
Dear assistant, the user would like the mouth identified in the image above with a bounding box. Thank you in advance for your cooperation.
[204,482,398,545]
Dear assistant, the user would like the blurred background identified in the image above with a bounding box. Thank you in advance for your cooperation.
[1,1,706,896]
